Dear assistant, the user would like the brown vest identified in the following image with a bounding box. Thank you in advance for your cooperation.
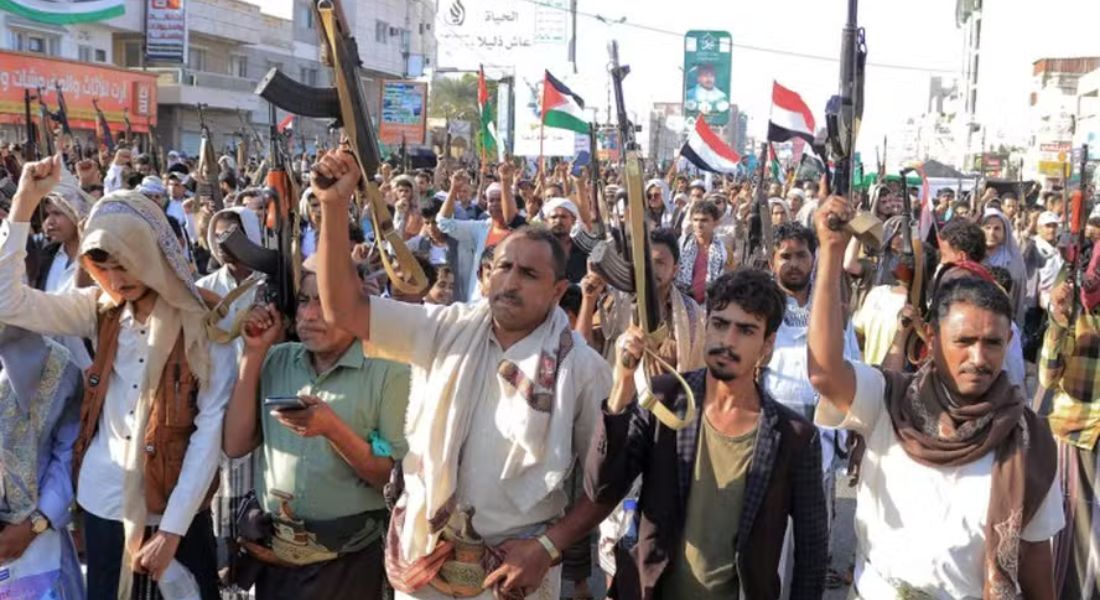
[73,305,217,515]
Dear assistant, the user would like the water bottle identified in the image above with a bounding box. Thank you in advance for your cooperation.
[620,498,639,550]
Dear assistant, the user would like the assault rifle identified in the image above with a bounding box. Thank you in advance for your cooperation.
[52,82,80,164]
[1065,145,1091,328]
[23,89,38,161]
[739,142,773,270]
[122,108,134,151]
[254,0,426,294]
[821,0,882,250]
[220,103,302,325]
[91,98,114,153]
[195,103,224,210]
[572,124,608,253]
[896,166,928,367]
[600,40,696,431]
[146,116,164,176]
[35,87,55,157]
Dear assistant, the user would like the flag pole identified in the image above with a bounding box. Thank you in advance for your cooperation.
[538,118,545,175]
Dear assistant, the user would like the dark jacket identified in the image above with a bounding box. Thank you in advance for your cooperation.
[586,369,828,600]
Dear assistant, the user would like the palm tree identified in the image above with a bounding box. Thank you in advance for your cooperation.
[428,73,498,121]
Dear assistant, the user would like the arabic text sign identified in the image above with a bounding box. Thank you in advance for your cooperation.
[683,30,732,127]
[435,0,570,71]
[146,0,187,63]
[0,51,158,131]
[378,81,427,145]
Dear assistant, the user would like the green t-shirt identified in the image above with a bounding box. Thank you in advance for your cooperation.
[257,341,410,549]
[659,414,757,599]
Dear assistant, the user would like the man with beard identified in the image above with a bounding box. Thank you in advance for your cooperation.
[808,195,1062,598]
[1026,211,1063,311]
[439,165,519,302]
[312,150,611,599]
[581,268,827,598]
[762,223,861,590]
[542,197,587,283]
[222,258,410,600]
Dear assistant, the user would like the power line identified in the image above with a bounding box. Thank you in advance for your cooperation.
[510,0,960,75]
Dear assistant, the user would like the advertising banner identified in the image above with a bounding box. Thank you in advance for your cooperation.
[0,0,124,25]
[378,80,427,145]
[682,30,732,127]
[0,51,157,131]
[146,0,187,63]
[435,0,571,71]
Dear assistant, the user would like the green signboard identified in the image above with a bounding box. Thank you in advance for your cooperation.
[683,30,732,127]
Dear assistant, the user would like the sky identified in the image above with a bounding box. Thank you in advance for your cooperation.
[248,0,1100,158]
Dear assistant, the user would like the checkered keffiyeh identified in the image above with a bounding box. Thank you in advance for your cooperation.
[1034,312,1100,450]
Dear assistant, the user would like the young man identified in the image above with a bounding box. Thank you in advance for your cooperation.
[438,165,519,303]
[542,197,588,283]
[0,156,236,600]
[0,325,84,599]
[808,195,1063,599]
[1028,211,1063,311]
[585,268,827,598]
[312,150,611,599]
[677,200,732,305]
[223,260,410,599]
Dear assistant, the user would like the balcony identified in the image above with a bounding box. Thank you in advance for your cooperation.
[148,67,261,111]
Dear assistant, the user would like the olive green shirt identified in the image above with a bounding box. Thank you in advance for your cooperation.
[660,415,757,599]
[257,341,410,526]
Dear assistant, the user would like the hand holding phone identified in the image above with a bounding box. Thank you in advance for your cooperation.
[264,396,306,412]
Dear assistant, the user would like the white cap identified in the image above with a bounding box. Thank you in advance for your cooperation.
[541,197,579,220]
[1038,211,1061,227]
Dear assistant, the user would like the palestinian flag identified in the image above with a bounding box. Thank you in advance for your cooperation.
[767,81,816,145]
[541,71,588,135]
[680,117,741,174]
[0,0,124,24]
[768,143,781,181]
[477,66,498,160]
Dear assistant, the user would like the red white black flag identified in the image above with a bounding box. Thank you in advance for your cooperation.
[680,117,741,174]
[767,81,816,145]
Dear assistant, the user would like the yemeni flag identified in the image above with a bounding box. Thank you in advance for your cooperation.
[477,66,498,160]
[541,71,588,135]
[680,117,741,174]
[767,81,816,145]
[0,0,124,25]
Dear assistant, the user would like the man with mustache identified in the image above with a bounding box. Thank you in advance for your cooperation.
[222,257,410,600]
[583,268,827,598]
[541,197,588,283]
[312,150,612,599]
[808,195,1062,599]
[762,222,861,591]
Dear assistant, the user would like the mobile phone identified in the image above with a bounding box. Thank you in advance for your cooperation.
[264,396,306,412]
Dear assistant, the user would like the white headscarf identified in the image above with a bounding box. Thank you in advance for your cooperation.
[981,208,1027,321]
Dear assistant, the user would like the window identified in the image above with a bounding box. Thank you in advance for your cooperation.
[78,45,92,62]
[230,55,247,78]
[95,49,107,62]
[123,41,142,67]
[188,47,206,72]
[299,66,317,86]
[12,30,58,56]
[299,2,314,29]
[375,20,388,44]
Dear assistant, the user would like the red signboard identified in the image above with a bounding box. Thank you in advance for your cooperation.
[0,51,158,132]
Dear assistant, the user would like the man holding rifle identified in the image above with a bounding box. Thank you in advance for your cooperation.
[312,150,611,599]
[808,194,1063,598]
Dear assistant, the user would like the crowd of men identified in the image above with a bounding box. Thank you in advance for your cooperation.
[0,134,1096,600]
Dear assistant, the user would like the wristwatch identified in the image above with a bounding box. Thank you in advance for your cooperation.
[536,534,561,564]
[28,510,49,535]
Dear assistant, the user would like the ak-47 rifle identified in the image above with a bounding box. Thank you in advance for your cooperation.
[1065,145,1090,329]
[146,116,164,175]
[822,0,881,250]
[739,143,774,270]
[23,89,38,161]
[896,166,928,367]
[195,103,224,210]
[52,83,79,164]
[254,0,426,294]
[35,87,55,157]
[91,98,114,153]
[603,40,696,431]
[122,108,134,152]
[218,103,303,332]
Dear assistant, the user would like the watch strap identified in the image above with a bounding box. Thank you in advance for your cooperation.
[536,534,560,563]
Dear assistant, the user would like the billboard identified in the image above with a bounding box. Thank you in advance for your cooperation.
[0,0,124,24]
[682,30,732,127]
[512,67,576,157]
[378,80,427,145]
[0,51,157,131]
[146,0,187,63]
[435,0,571,71]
